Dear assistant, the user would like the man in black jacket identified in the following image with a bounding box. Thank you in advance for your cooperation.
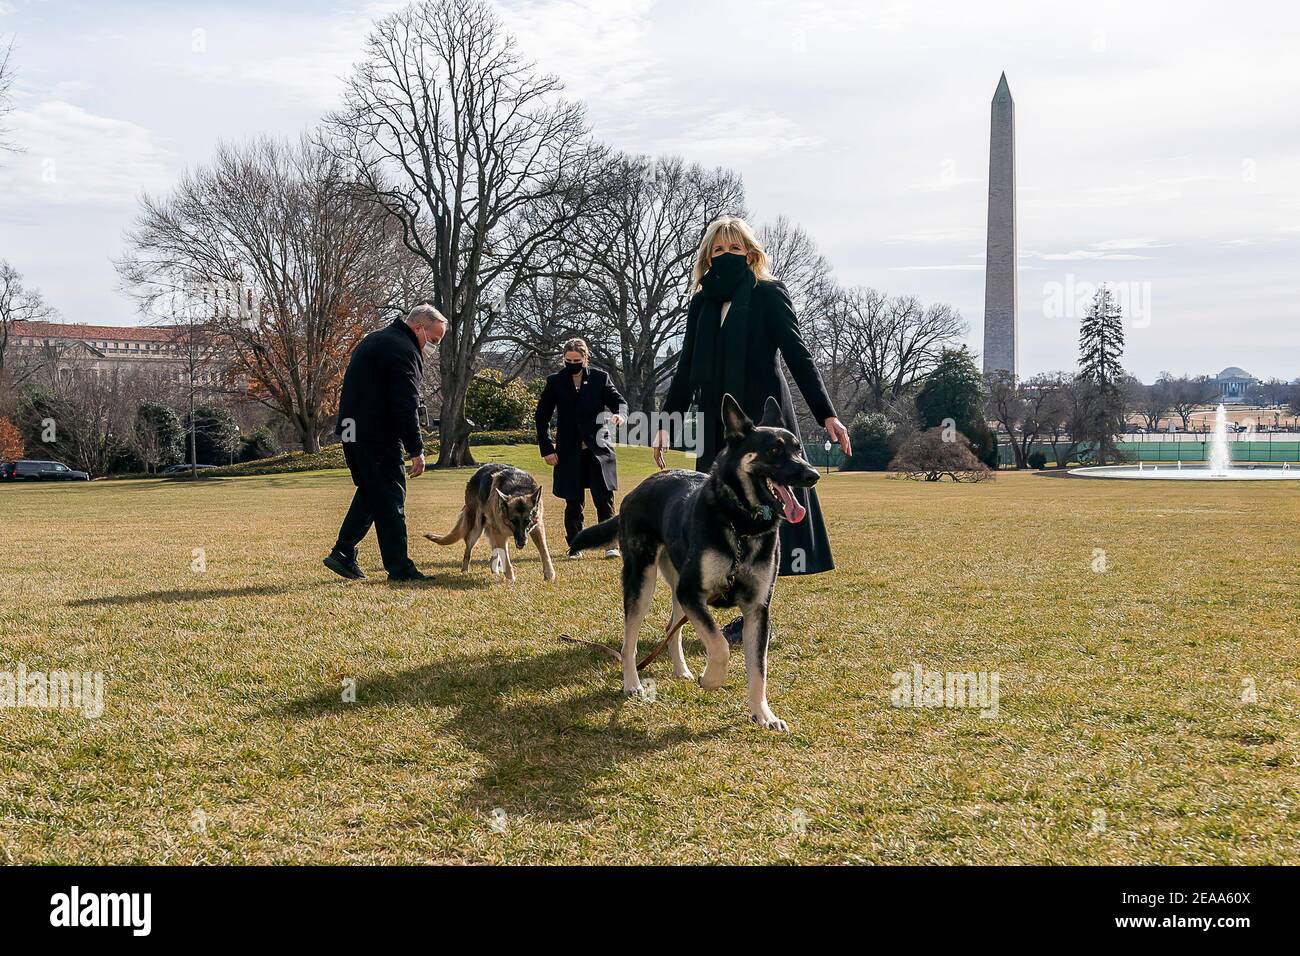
[325,303,446,582]
[535,338,626,558]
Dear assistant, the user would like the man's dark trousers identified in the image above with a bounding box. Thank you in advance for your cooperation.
[563,447,614,547]
[334,441,418,577]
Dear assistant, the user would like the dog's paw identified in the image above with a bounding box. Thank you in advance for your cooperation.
[671,666,695,681]
[622,682,645,699]
[750,711,789,732]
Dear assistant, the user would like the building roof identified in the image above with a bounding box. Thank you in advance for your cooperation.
[10,320,181,343]
[1216,366,1254,380]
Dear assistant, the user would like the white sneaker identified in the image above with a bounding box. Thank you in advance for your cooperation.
[566,551,584,560]
[604,548,621,559]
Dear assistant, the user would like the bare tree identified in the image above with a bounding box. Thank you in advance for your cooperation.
[758,215,844,434]
[758,215,836,317]
[1125,375,1170,431]
[118,135,395,452]
[985,370,1056,468]
[1037,372,1085,467]
[18,357,143,476]
[491,268,587,378]
[0,38,18,157]
[802,288,861,421]
[0,260,57,391]
[835,288,966,413]
[499,153,743,413]
[1161,372,1219,431]
[328,0,602,466]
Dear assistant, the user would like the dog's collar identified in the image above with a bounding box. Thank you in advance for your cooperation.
[713,480,777,532]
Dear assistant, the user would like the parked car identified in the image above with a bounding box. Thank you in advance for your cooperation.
[0,459,91,481]
[160,463,218,475]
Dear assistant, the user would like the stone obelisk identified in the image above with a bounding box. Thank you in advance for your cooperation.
[983,72,1018,378]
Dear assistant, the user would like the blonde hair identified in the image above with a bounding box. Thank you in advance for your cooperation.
[561,337,589,361]
[691,216,773,290]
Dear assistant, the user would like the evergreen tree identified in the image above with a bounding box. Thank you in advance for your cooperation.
[915,347,998,467]
[185,401,241,465]
[1076,285,1127,463]
[133,402,184,473]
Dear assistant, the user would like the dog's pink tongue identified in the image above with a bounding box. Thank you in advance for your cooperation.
[773,483,806,524]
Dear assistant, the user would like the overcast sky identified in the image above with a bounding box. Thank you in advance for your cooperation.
[2,0,1298,382]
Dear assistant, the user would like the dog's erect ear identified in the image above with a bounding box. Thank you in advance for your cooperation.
[497,488,510,507]
[530,485,543,507]
[721,393,752,442]
[759,396,785,429]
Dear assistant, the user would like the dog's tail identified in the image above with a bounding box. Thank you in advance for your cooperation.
[424,507,470,546]
[568,516,619,554]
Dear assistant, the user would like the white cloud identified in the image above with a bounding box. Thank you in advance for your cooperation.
[0,101,175,205]
[1090,237,1173,251]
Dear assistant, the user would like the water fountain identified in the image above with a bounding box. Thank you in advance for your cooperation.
[1070,404,1300,480]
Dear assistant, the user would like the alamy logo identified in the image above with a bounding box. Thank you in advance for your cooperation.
[0,666,103,719]
[50,886,151,936]
[891,663,1000,718]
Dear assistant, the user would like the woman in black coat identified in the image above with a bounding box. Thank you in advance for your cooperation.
[535,337,627,556]
[654,216,852,581]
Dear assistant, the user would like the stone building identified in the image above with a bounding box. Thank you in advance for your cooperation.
[6,320,223,389]
[1214,366,1257,403]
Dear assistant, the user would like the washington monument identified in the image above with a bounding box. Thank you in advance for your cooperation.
[983,72,1018,377]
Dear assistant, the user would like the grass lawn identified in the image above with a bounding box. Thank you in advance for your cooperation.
[1,446,1297,864]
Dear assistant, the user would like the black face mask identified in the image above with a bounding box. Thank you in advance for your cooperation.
[701,252,751,301]
[564,361,584,377]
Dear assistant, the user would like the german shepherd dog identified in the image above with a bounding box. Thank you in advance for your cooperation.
[569,394,819,730]
[425,463,556,582]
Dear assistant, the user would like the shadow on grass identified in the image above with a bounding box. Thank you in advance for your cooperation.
[269,643,724,821]
[378,572,491,591]
[67,583,309,607]
[68,572,491,606]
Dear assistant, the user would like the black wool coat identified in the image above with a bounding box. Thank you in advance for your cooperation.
[535,366,627,500]
[662,278,837,576]
[334,319,424,454]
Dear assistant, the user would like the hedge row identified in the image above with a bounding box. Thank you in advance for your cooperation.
[200,429,536,478]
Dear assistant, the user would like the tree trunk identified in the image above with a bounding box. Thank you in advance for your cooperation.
[296,412,321,453]
[436,373,476,468]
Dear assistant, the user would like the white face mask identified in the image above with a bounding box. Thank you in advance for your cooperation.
[422,340,437,359]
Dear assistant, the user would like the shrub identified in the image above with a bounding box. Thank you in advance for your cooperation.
[466,370,534,430]
[239,425,283,463]
[470,428,535,446]
[841,412,896,471]
[889,427,993,482]
[0,417,23,461]
[1027,450,1047,470]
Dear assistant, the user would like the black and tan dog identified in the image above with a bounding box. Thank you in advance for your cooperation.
[570,394,819,730]
[425,463,556,582]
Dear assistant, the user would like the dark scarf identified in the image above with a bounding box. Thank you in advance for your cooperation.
[689,253,755,399]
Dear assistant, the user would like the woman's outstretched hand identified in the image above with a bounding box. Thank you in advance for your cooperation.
[824,417,852,457]
[652,429,669,470]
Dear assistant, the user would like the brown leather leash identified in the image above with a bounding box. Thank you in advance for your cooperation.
[560,614,689,672]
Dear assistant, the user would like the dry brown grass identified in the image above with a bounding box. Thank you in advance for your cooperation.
[1,447,1297,863]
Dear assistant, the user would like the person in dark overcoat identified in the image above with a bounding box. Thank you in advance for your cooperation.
[654,216,852,603]
[535,337,628,557]
[325,303,446,582]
